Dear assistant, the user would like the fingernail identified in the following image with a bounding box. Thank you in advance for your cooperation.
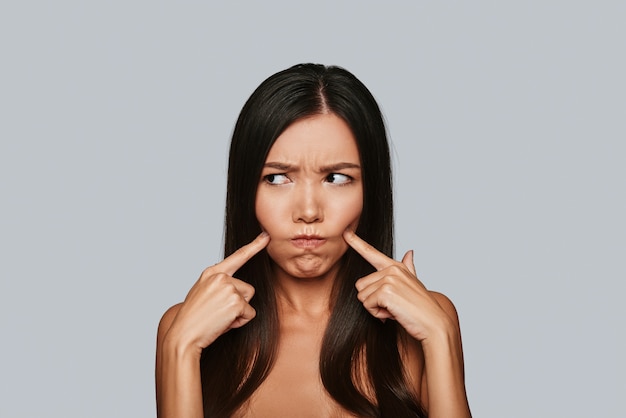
[259,231,269,238]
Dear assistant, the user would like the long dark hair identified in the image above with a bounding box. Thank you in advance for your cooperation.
[200,64,426,417]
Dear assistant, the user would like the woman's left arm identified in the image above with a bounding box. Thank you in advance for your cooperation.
[343,230,472,418]
[420,291,471,418]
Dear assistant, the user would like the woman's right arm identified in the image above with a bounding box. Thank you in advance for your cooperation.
[155,232,270,418]
[156,303,203,418]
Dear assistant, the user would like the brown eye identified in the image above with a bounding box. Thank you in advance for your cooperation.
[325,173,351,185]
[264,174,289,185]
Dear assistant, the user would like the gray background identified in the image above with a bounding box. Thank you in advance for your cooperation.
[1,1,624,417]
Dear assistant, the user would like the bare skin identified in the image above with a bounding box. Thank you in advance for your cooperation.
[156,233,271,418]
[155,114,471,417]
[155,233,470,417]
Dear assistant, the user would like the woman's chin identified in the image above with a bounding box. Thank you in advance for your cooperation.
[274,256,339,281]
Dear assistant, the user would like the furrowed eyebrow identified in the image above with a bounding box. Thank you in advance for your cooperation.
[319,162,361,172]
[263,162,293,170]
[262,162,361,172]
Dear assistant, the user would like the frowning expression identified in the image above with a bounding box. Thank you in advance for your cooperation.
[255,113,363,280]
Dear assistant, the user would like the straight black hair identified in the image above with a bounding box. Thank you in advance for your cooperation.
[199,64,427,417]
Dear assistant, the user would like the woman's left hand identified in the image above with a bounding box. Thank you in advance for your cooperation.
[344,230,472,417]
[343,230,455,343]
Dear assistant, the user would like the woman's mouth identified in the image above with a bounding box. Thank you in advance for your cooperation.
[291,235,326,249]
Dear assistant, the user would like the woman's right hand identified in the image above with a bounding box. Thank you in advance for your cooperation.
[156,232,269,417]
[162,232,270,356]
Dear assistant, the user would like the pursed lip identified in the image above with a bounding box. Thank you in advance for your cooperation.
[291,234,326,249]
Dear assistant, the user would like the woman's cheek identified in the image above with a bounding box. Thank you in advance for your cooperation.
[342,203,362,232]
[265,242,279,263]
[347,216,360,231]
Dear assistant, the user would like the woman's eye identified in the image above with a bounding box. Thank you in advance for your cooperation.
[326,173,351,185]
[264,174,290,185]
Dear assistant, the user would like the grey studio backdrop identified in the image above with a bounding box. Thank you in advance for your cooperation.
[1,2,624,417]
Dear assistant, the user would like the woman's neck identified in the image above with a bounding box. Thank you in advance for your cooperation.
[271,262,338,319]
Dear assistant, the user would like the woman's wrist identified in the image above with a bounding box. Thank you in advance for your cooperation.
[420,317,462,359]
[162,329,203,363]
[421,325,470,418]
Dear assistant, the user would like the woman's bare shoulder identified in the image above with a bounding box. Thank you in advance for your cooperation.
[157,303,183,341]
[400,290,465,409]
[429,290,461,325]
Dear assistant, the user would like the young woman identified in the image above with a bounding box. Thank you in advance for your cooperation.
[156,64,471,418]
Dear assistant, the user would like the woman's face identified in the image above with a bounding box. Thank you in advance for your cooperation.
[255,113,363,280]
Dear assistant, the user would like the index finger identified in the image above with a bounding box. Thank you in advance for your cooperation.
[218,232,270,275]
[343,229,394,271]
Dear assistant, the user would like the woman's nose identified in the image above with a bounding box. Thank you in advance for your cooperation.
[292,183,323,223]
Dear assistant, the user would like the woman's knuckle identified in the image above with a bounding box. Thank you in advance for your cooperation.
[388,264,403,275]
[199,266,213,278]
[379,282,395,295]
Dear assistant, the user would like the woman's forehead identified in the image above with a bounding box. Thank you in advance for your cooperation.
[265,114,360,165]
